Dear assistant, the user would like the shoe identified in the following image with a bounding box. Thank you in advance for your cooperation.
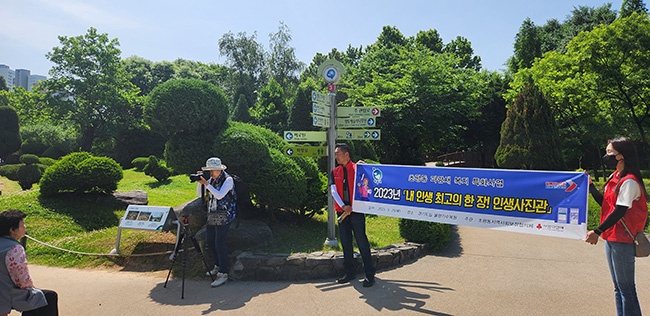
[205,265,219,277]
[211,273,228,287]
[336,274,355,284]
[362,276,375,287]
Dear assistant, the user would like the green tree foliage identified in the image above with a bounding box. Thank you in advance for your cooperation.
[268,22,304,94]
[288,78,319,131]
[510,18,542,72]
[620,0,648,18]
[0,106,21,161]
[415,29,444,53]
[131,157,149,171]
[40,152,123,196]
[250,78,287,133]
[346,29,492,164]
[20,123,78,158]
[443,36,482,70]
[143,155,173,182]
[109,126,166,168]
[232,94,251,123]
[44,27,141,152]
[495,82,565,170]
[0,87,50,126]
[163,130,213,175]
[0,76,8,91]
[144,78,229,137]
[123,56,156,95]
[219,31,267,112]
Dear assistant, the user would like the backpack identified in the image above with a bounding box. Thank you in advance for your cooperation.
[229,173,254,228]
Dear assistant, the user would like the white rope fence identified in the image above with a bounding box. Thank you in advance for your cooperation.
[24,234,187,257]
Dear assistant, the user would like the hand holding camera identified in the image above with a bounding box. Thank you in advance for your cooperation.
[189,171,210,184]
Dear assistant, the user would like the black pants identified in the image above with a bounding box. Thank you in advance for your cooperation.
[22,289,58,316]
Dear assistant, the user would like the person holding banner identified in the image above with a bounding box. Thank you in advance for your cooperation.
[331,143,376,287]
[585,137,648,316]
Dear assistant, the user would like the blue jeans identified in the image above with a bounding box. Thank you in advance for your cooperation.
[605,241,642,316]
[206,224,230,273]
[339,212,375,278]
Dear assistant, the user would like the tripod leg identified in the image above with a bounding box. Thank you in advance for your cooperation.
[188,230,216,282]
[181,226,188,299]
[164,233,183,288]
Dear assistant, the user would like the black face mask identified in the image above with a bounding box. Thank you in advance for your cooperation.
[602,154,619,169]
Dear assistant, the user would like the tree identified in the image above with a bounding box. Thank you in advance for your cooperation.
[0,76,8,92]
[268,22,304,93]
[509,18,542,73]
[44,27,140,152]
[443,36,482,70]
[288,78,319,131]
[250,78,286,133]
[415,29,444,54]
[495,82,565,170]
[232,94,251,123]
[123,56,155,95]
[620,0,648,18]
[0,106,21,161]
[219,31,267,111]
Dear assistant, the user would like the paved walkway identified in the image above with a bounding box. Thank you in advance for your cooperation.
[9,226,650,315]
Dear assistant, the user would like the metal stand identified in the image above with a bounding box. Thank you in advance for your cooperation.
[163,216,214,299]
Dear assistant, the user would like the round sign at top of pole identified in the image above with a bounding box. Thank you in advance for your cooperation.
[318,59,346,84]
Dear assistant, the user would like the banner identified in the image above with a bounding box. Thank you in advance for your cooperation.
[353,164,589,239]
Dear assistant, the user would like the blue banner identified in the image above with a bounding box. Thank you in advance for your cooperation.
[353,164,589,239]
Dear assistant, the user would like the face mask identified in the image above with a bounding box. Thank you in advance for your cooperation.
[602,154,618,169]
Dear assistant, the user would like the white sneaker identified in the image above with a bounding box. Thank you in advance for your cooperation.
[205,265,219,277]
[211,273,228,287]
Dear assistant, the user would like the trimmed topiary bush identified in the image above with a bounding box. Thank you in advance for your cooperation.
[143,155,173,182]
[39,152,123,196]
[131,157,149,171]
[164,130,213,175]
[19,154,40,165]
[213,121,272,182]
[16,154,44,190]
[0,164,21,180]
[38,157,57,167]
[255,149,307,212]
[398,219,450,251]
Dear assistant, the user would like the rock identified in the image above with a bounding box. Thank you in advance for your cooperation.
[97,190,148,207]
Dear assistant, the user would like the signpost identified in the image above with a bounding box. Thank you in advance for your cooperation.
[312,103,330,116]
[283,145,327,157]
[284,131,327,142]
[336,116,376,128]
[312,115,330,128]
[336,129,381,140]
[337,106,381,118]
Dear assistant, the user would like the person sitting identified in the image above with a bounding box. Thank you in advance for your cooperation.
[0,210,59,316]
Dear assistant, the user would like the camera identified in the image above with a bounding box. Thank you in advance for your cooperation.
[189,172,210,182]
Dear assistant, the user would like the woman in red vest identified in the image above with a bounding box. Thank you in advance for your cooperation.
[585,137,648,316]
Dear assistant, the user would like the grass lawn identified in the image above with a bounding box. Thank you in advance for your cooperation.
[0,170,404,273]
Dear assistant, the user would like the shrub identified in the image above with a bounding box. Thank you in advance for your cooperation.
[213,122,271,182]
[17,164,41,190]
[164,130,214,175]
[255,149,307,212]
[291,157,327,217]
[38,157,57,167]
[131,157,149,171]
[398,219,450,251]
[0,106,21,161]
[145,78,229,138]
[0,164,21,180]
[20,123,78,158]
[40,152,123,196]
[143,155,173,182]
[19,154,40,165]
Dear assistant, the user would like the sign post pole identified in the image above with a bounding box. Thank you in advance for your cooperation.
[319,59,346,248]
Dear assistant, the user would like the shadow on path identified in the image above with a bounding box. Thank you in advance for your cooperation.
[317,277,455,315]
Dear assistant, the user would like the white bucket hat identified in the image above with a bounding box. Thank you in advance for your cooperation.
[202,157,227,171]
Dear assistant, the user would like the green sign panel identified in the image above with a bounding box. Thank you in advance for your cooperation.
[337,106,381,117]
[336,116,376,128]
[312,114,330,127]
[284,131,327,142]
[283,145,327,157]
[311,91,329,105]
[312,103,330,116]
[336,129,381,140]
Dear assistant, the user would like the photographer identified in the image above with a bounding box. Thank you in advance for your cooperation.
[194,157,236,287]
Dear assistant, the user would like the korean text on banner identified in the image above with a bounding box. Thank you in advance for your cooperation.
[353,164,589,239]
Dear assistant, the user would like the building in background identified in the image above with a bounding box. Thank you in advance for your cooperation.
[0,64,15,90]
[0,64,46,91]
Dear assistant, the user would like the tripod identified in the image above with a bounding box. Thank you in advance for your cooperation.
[164,215,215,299]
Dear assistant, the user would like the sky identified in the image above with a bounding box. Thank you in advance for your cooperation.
[1,0,624,77]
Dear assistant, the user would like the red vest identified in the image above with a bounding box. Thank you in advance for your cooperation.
[332,161,356,213]
[601,171,648,243]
